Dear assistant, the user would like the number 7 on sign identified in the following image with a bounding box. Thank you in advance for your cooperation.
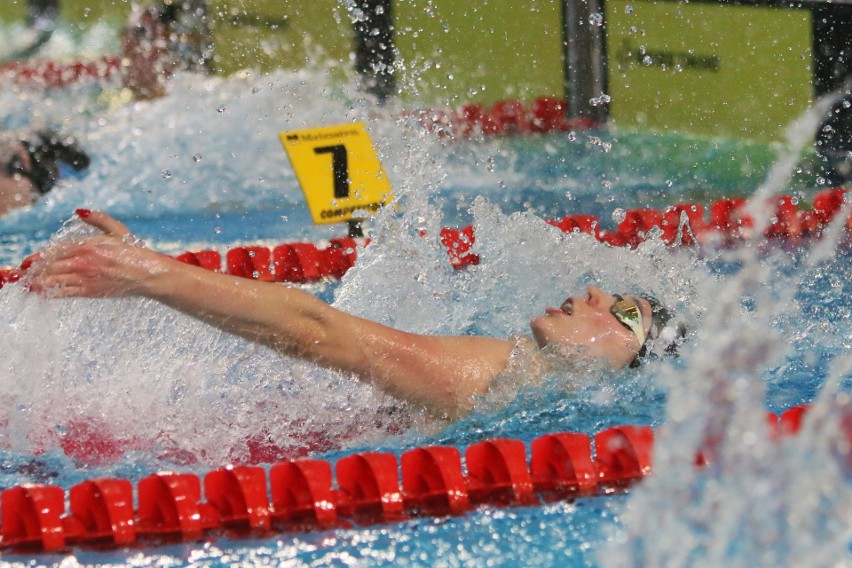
[279,123,394,226]
[313,144,349,199]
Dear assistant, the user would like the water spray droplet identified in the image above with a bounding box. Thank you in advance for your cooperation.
[589,94,611,107]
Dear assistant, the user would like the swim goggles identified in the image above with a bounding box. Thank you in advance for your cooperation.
[25,131,90,195]
[5,152,32,182]
[4,146,55,195]
[611,294,646,346]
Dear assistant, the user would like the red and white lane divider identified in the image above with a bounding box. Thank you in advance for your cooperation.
[0,404,846,553]
[0,189,848,290]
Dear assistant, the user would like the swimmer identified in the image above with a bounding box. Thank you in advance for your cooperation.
[121,0,212,100]
[29,210,686,419]
[0,129,90,216]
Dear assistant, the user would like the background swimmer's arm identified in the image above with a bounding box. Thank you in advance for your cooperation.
[35,211,514,418]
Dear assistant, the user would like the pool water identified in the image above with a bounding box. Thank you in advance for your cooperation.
[0,31,850,568]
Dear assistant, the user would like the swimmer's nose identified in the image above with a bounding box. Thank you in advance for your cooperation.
[586,285,605,306]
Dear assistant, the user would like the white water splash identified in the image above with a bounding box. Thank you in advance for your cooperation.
[600,94,852,567]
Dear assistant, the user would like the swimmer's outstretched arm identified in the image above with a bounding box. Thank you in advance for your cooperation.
[31,211,514,419]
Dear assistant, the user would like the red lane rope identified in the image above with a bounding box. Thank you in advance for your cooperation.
[3,404,841,553]
[140,188,852,279]
[0,55,123,88]
[0,190,848,289]
[404,96,599,140]
[0,56,588,138]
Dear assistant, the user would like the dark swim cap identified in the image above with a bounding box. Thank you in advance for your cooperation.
[629,296,687,368]
[22,129,90,194]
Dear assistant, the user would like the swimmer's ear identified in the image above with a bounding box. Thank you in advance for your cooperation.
[75,209,131,237]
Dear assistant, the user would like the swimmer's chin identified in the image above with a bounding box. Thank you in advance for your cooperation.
[525,335,611,378]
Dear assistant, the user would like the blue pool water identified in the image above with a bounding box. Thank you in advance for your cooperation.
[0,30,850,568]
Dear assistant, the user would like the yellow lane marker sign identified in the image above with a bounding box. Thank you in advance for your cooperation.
[279,123,394,225]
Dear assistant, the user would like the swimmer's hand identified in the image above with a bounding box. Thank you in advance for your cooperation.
[29,209,168,298]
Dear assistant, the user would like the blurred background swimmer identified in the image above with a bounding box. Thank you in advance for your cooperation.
[0,128,89,216]
[1,0,211,101]
[121,0,212,100]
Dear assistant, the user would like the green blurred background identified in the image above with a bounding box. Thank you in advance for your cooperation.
[0,0,824,143]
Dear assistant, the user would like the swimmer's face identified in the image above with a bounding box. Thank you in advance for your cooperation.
[529,285,653,367]
[0,144,37,215]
